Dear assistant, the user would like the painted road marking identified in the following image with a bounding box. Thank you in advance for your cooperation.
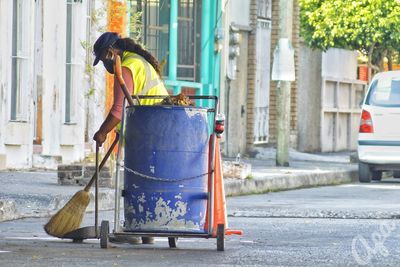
[4,236,242,244]
[0,250,11,253]
[4,237,209,243]
[240,240,256,244]
[4,237,102,244]
[5,237,68,241]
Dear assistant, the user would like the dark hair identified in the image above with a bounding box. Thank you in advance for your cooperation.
[114,38,162,77]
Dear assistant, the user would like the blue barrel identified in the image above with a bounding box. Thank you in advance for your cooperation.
[123,105,209,233]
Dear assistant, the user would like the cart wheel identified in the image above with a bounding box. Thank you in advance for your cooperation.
[100,220,110,249]
[168,237,178,248]
[217,224,225,251]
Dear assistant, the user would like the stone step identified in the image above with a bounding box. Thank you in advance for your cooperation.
[57,163,114,188]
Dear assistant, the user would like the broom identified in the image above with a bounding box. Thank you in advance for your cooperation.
[44,133,119,238]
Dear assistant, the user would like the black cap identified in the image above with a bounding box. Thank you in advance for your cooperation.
[93,32,120,66]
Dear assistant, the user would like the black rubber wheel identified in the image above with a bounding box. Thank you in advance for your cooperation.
[100,220,110,249]
[141,237,155,244]
[168,237,178,248]
[372,171,382,181]
[393,171,400,178]
[358,162,372,183]
[217,224,225,251]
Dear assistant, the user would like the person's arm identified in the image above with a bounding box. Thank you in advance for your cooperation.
[93,67,134,146]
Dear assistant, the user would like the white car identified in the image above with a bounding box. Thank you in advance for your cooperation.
[358,70,400,183]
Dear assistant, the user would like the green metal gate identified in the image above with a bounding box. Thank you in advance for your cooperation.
[128,0,221,107]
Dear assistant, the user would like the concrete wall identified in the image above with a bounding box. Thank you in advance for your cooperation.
[0,0,107,169]
[224,33,250,157]
[220,0,251,157]
[297,46,360,152]
[229,0,250,27]
[297,45,322,152]
[0,0,35,169]
[86,1,108,152]
[40,0,87,164]
[0,1,11,168]
[322,48,358,80]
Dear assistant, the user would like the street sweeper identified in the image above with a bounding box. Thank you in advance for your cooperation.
[44,32,168,243]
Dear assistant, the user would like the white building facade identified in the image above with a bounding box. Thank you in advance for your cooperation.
[0,0,106,169]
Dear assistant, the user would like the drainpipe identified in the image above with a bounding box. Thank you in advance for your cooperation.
[200,0,211,99]
[168,0,178,94]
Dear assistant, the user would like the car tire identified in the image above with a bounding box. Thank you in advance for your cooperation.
[359,162,372,183]
[393,171,400,178]
[371,171,382,181]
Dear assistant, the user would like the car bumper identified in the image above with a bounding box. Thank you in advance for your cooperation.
[358,140,400,164]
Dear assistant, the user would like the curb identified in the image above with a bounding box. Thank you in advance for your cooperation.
[0,200,18,222]
[224,169,358,196]
[0,190,115,223]
[0,169,358,222]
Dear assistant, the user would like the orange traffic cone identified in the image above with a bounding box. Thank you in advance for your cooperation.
[205,135,243,237]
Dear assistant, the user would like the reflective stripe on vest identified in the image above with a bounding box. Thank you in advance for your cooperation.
[123,55,162,96]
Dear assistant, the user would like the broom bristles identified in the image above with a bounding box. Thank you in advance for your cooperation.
[44,190,91,238]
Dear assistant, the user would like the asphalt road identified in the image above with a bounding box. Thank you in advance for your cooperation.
[1,180,400,266]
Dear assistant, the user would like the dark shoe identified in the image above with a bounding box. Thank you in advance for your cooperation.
[110,235,141,244]
[141,237,155,244]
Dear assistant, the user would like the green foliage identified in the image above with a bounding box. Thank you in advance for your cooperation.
[128,11,143,44]
[91,6,107,33]
[80,3,107,99]
[300,0,400,68]
[80,40,95,97]
[85,87,96,98]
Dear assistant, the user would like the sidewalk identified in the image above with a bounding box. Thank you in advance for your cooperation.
[0,149,357,222]
[225,147,357,196]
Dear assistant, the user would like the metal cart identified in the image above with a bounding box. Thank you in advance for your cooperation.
[98,95,237,251]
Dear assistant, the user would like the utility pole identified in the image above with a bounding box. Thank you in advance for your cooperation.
[272,0,294,166]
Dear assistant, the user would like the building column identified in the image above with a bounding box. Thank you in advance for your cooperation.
[105,0,127,150]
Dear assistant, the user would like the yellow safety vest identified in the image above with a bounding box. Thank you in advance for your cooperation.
[121,51,168,105]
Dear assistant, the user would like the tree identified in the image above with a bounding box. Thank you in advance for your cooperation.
[299,0,400,72]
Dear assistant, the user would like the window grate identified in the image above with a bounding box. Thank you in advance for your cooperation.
[129,0,201,81]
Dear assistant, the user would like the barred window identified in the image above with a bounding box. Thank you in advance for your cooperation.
[129,0,201,82]
[11,0,30,121]
[65,0,82,123]
[257,0,271,19]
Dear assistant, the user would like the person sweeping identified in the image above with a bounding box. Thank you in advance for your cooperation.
[92,32,168,145]
[44,32,168,242]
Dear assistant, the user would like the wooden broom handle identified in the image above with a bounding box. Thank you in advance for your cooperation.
[84,132,120,191]
[114,55,140,106]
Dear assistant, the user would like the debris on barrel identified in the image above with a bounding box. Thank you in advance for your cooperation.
[158,93,193,106]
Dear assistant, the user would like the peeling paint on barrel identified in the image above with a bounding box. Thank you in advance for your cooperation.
[131,183,139,189]
[125,196,201,232]
[184,109,199,118]
[138,193,146,203]
[125,204,135,216]
[184,108,208,122]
